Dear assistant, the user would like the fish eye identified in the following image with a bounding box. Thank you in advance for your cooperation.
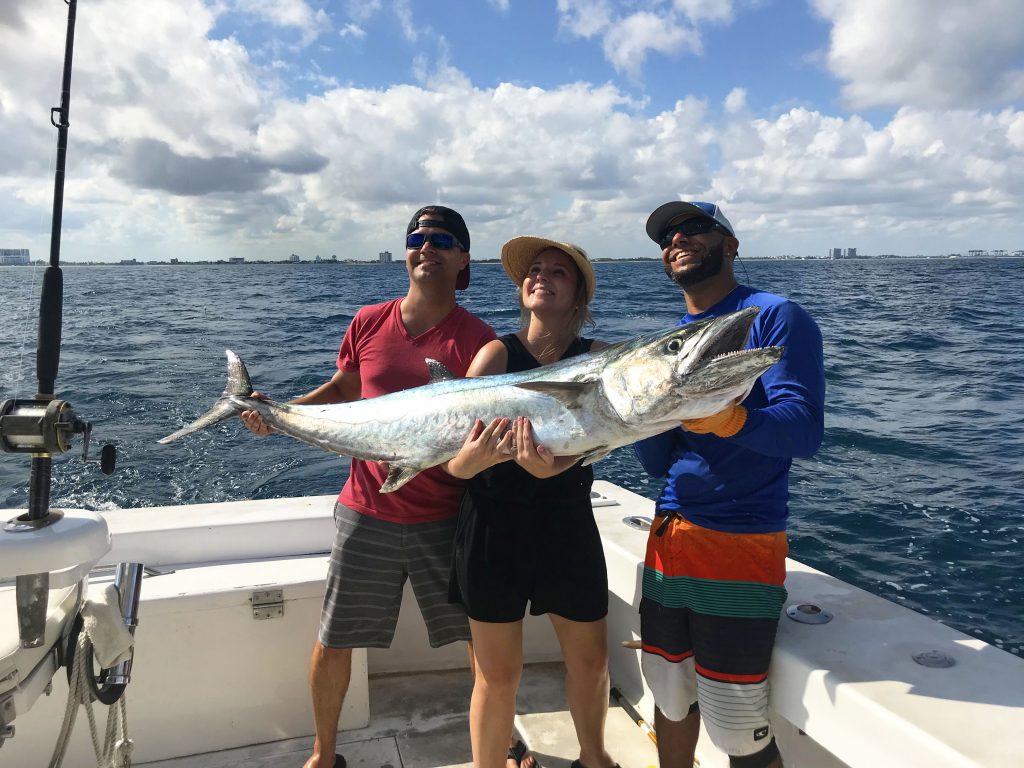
[667,339,682,352]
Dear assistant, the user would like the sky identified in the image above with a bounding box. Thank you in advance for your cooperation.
[1,0,1023,262]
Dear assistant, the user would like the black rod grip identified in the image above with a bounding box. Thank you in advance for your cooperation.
[36,266,64,397]
[28,455,53,521]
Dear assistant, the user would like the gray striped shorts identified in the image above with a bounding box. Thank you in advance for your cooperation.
[319,503,471,649]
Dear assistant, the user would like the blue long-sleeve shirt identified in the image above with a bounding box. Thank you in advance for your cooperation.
[633,285,825,533]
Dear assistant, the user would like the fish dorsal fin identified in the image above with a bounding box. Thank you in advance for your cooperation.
[425,358,455,383]
[513,379,597,409]
[380,465,421,494]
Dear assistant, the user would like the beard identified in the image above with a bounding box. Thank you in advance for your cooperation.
[663,238,727,289]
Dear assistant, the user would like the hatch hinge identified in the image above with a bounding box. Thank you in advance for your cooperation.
[251,589,284,620]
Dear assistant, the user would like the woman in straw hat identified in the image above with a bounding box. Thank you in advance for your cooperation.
[445,237,618,768]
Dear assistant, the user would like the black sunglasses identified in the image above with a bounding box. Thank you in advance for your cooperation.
[406,232,463,251]
[659,218,727,248]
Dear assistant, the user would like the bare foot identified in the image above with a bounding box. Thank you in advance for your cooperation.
[303,752,343,768]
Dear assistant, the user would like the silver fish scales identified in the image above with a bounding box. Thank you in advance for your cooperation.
[159,306,782,492]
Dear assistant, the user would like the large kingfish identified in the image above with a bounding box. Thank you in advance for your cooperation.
[159,306,782,492]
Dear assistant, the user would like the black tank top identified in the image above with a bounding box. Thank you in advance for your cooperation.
[465,333,595,508]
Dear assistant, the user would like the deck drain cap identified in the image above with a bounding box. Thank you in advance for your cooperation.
[786,603,833,624]
[621,515,652,531]
[913,650,955,668]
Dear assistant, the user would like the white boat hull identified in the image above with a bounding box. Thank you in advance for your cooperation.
[2,484,1022,767]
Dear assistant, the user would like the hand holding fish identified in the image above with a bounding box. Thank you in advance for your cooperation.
[240,392,274,436]
[681,400,747,437]
[510,417,557,478]
[445,417,514,479]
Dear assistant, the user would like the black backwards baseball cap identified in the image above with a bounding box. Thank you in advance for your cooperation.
[645,201,736,243]
[406,205,472,289]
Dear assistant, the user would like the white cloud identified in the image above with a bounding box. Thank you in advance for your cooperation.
[713,105,1024,253]
[603,12,696,81]
[2,0,1023,265]
[812,0,1024,109]
[392,0,416,42]
[724,87,747,114]
[670,0,734,25]
[346,0,382,25]
[230,0,330,47]
[557,0,616,39]
[557,0,732,77]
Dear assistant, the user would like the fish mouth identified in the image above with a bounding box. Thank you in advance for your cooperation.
[687,306,760,370]
[683,307,784,391]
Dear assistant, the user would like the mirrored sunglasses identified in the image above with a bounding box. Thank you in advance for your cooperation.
[406,232,463,251]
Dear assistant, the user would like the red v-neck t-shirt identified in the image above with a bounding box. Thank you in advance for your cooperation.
[336,298,495,523]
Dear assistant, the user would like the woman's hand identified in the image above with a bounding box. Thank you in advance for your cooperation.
[240,392,274,436]
[512,417,557,478]
[445,417,514,479]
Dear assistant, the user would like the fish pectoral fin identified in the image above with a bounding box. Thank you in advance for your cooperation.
[513,380,597,408]
[580,447,612,466]
[425,359,456,383]
[380,465,422,494]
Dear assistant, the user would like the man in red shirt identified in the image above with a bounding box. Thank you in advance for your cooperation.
[243,206,495,768]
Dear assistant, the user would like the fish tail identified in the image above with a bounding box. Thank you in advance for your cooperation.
[157,350,254,444]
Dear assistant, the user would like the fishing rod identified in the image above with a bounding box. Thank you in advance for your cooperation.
[0,0,116,648]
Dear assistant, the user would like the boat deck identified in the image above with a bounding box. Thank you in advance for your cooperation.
[139,663,660,768]
[7,483,1024,767]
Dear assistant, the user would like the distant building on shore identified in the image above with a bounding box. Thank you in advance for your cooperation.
[378,250,392,264]
[968,249,1023,257]
[229,257,245,264]
[829,247,858,259]
[1,248,30,266]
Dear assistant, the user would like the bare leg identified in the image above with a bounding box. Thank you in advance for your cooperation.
[469,620,525,768]
[468,641,536,768]
[654,704,783,768]
[303,642,353,768]
[549,615,615,768]
[653,706,700,768]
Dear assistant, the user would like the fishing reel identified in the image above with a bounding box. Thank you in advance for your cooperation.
[0,397,116,474]
[2,397,117,650]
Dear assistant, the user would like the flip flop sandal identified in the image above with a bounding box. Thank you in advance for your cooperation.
[508,739,537,767]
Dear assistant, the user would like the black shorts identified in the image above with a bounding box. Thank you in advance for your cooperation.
[448,489,608,623]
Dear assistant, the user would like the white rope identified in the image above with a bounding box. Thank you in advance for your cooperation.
[48,629,134,768]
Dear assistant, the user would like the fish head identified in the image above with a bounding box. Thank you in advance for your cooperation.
[601,306,784,424]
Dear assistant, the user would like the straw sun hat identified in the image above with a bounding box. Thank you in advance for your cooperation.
[499,236,596,304]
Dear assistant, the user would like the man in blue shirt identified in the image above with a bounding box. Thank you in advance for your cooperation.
[634,201,825,768]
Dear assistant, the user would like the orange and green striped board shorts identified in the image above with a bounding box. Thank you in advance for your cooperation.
[640,513,788,756]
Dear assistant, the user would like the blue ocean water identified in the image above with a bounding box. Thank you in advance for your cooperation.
[1,258,1021,656]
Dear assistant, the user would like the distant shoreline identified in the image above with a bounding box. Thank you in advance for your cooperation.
[3,255,1023,267]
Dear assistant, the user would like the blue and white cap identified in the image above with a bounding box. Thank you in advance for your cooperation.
[646,201,735,242]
